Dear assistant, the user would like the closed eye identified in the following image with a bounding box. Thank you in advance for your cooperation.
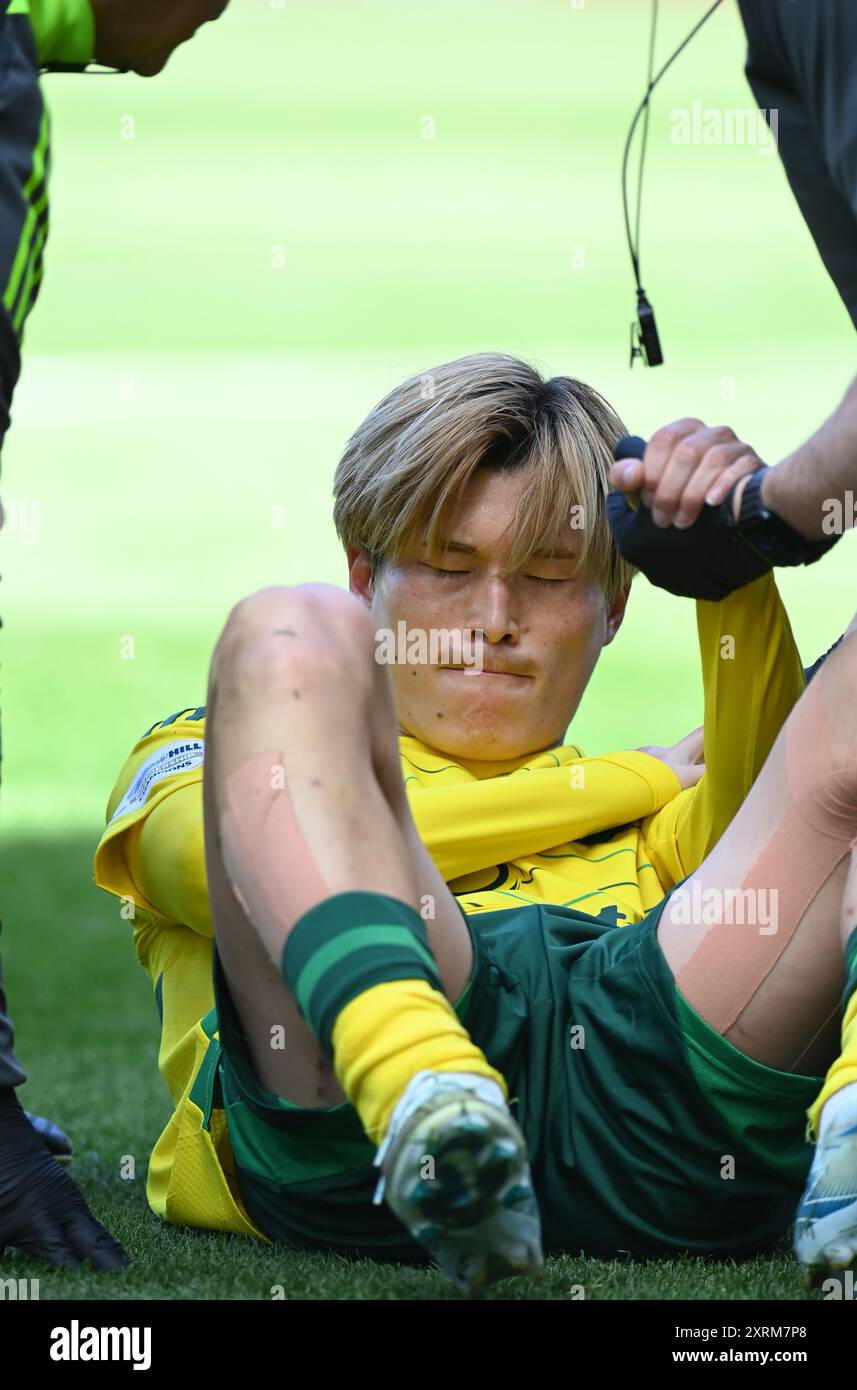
[424,565,567,586]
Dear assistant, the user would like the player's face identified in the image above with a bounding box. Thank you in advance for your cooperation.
[354,469,628,761]
[92,0,230,77]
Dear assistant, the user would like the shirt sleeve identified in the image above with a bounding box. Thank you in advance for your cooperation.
[27,0,95,63]
[96,719,681,920]
[93,712,209,939]
[640,571,805,886]
[406,751,682,883]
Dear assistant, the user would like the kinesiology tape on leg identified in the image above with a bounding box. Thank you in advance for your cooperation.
[220,750,506,1139]
[676,671,857,1034]
[219,749,331,939]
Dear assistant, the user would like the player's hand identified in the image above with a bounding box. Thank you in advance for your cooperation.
[608,420,762,529]
[0,1089,128,1271]
[636,725,704,791]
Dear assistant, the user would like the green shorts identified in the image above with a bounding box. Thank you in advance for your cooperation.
[211,894,825,1261]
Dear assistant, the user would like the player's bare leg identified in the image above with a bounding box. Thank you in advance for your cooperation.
[656,620,857,1281]
[202,582,542,1290]
[203,583,473,1106]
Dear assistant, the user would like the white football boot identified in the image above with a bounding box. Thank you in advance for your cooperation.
[794,1085,857,1287]
[373,1070,543,1295]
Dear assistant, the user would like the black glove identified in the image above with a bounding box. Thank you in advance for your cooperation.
[0,1088,128,1270]
[606,489,772,600]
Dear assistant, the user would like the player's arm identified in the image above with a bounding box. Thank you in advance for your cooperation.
[405,751,681,883]
[93,710,210,943]
[616,422,806,882]
[93,713,219,1084]
[96,710,684,908]
[640,569,804,884]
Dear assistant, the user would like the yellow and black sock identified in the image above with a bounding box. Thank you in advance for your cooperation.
[281,890,506,1144]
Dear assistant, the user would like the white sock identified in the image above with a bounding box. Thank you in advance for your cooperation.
[818,1080,857,1140]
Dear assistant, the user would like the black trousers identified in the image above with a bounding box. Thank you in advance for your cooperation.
[0,3,49,1091]
[738,0,857,331]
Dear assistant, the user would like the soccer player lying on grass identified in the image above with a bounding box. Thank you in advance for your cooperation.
[94,353,849,1293]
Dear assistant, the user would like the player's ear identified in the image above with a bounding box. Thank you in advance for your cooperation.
[603,582,631,647]
[347,548,375,607]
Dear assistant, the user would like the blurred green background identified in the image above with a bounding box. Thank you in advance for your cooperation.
[4,0,855,836]
[2,0,852,1300]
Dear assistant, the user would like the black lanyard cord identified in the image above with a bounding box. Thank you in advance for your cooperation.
[622,0,724,289]
[621,0,725,365]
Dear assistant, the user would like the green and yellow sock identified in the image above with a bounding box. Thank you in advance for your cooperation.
[807,926,857,1140]
[281,890,506,1144]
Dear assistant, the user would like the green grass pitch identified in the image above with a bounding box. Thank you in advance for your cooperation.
[2,0,854,1298]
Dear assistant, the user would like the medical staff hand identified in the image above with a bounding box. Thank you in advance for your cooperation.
[608,419,761,529]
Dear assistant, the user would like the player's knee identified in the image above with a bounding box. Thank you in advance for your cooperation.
[213,583,376,699]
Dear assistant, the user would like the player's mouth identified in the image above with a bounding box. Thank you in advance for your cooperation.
[440,665,533,680]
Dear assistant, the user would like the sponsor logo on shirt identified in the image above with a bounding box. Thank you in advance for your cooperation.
[109,739,204,824]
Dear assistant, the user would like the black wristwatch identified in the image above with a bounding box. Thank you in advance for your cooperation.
[720,468,838,569]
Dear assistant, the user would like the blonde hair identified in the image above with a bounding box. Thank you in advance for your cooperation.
[333,352,634,600]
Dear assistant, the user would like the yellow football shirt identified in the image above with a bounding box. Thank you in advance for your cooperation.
[93,572,805,1238]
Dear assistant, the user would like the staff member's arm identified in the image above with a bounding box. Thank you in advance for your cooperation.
[714,375,857,546]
